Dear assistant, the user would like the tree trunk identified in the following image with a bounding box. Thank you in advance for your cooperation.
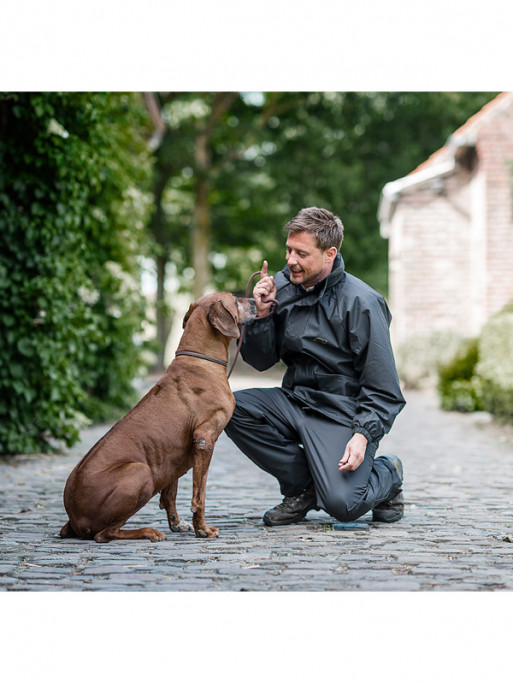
[192,177,211,299]
[190,93,238,300]
[192,115,212,300]
[154,252,173,371]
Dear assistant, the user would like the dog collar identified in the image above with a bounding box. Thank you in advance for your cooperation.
[175,351,228,368]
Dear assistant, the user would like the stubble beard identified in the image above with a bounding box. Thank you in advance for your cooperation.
[290,267,324,288]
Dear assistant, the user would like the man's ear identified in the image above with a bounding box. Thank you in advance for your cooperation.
[325,246,338,264]
[207,300,240,339]
[182,302,196,329]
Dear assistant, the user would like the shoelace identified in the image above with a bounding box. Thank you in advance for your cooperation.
[278,496,297,509]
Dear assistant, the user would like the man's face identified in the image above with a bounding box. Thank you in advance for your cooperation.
[286,231,337,288]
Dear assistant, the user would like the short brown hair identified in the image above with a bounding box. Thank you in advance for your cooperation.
[284,207,344,251]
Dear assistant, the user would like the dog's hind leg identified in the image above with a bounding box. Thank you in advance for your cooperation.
[94,525,166,543]
[160,480,192,532]
[91,462,165,543]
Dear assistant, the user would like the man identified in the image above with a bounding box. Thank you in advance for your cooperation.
[225,207,406,526]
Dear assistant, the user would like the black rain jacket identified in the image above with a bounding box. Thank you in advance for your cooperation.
[240,254,406,443]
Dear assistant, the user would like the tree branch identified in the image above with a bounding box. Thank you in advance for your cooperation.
[211,92,309,171]
[143,92,167,151]
[203,92,239,141]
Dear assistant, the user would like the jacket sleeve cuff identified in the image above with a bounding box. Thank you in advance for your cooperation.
[352,426,373,443]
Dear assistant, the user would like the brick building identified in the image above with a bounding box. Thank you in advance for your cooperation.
[379,92,513,350]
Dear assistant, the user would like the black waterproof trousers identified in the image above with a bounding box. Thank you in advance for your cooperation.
[225,387,402,522]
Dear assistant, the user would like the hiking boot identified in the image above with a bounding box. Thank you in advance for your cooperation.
[372,455,404,523]
[372,490,404,523]
[263,486,318,526]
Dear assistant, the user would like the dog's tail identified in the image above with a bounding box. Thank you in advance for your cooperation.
[59,521,79,538]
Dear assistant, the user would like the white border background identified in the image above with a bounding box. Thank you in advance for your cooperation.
[4,0,513,91]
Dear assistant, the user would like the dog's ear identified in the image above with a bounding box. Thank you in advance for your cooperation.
[182,302,196,329]
[207,299,240,339]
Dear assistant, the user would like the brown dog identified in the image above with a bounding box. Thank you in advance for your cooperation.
[59,292,256,542]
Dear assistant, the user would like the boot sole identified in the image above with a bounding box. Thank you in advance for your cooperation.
[372,509,404,523]
[263,506,320,527]
[263,514,307,526]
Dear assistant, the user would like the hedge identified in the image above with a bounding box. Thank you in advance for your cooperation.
[476,305,513,420]
[437,338,484,412]
[0,93,152,454]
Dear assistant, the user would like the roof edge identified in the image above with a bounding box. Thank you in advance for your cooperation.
[378,158,456,237]
[379,92,513,238]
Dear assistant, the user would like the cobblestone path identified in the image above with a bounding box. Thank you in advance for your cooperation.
[2,371,513,592]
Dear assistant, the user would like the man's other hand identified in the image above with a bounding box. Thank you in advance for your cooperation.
[338,433,368,471]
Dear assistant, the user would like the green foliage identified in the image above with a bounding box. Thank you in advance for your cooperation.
[436,303,513,421]
[148,91,498,301]
[0,93,152,454]
[476,304,513,420]
[437,338,484,412]
[74,94,154,420]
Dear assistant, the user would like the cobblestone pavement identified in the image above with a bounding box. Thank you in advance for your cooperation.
[2,367,513,593]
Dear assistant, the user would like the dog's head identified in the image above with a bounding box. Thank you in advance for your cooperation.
[183,293,256,339]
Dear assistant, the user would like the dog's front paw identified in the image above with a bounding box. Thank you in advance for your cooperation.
[195,525,220,539]
[170,521,193,532]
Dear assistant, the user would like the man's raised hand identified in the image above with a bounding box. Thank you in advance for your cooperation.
[253,260,277,317]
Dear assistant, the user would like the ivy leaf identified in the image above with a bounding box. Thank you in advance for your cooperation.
[17,338,33,357]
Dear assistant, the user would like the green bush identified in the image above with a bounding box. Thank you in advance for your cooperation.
[437,338,484,412]
[477,304,513,421]
[436,303,513,420]
[0,93,153,454]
